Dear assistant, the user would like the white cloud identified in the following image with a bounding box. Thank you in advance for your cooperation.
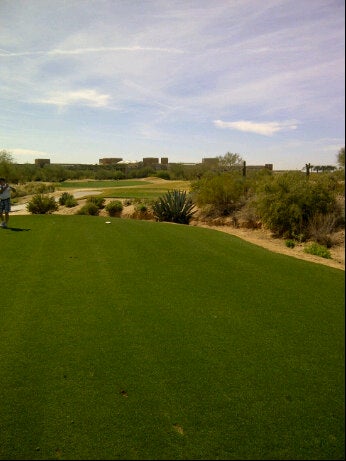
[0,0,343,169]
[213,119,298,136]
[38,89,111,108]
[0,46,184,57]
[7,148,52,163]
[9,148,49,156]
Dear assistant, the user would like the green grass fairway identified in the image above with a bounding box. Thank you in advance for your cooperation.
[55,180,152,188]
[55,178,190,201]
[1,215,344,460]
[100,181,190,201]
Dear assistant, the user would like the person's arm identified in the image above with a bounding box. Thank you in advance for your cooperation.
[0,184,10,194]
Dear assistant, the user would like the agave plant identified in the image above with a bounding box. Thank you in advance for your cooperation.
[152,189,196,224]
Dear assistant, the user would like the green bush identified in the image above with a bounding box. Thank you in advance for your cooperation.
[135,203,148,213]
[132,202,154,220]
[26,194,59,214]
[191,171,247,216]
[304,242,331,259]
[156,171,171,180]
[105,200,123,217]
[86,195,105,209]
[285,239,296,248]
[65,196,78,208]
[77,202,100,215]
[152,189,196,224]
[252,172,340,240]
[58,192,78,207]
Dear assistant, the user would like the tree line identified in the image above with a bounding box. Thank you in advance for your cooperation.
[1,148,344,183]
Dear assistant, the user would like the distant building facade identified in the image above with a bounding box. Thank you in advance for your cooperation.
[202,157,219,167]
[35,159,50,167]
[99,158,123,165]
[141,157,171,169]
[142,157,159,166]
[27,155,274,172]
[245,163,273,171]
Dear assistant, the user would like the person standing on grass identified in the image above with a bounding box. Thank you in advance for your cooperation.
[0,177,16,229]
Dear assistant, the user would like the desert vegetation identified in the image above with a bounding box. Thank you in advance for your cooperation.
[16,156,344,260]
[152,189,195,224]
[26,193,59,214]
[2,146,345,259]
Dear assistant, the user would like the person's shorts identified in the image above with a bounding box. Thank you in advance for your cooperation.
[0,198,11,213]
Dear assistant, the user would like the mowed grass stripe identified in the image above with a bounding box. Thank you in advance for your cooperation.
[55,180,150,188]
[0,215,344,460]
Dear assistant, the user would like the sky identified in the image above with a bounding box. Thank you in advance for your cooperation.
[0,0,345,170]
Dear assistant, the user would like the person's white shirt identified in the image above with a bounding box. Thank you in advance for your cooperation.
[0,184,11,199]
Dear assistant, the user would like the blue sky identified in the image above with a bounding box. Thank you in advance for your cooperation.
[0,0,344,170]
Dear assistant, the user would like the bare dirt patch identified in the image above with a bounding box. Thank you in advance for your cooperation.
[192,222,344,271]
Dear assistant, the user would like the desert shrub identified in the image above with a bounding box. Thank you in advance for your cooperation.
[77,202,100,215]
[156,171,171,180]
[105,200,123,217]
[132,202,154,220]
[86,195,105,209]
[285,239,296,248]
[304,242,331,259]
[308,213,340,248]
[135,203,148,213]
[27,183,55,194]
[7,186,20,199]
[94,169,125,180]
[14,182,55,198]
[191,171,247,216]
[234,201,261,229]
[251,172,340,240]
[65,196,78,208]
[152,189,196,224]
[195,203,220,220]
[26,194,59,214]
[128,167,156,178]
[59,192,78,207]
[35,183,55,193]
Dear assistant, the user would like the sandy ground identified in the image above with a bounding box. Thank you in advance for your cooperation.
[11,188,345,271]
[193,222,345,271]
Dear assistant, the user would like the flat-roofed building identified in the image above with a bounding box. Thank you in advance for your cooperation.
[99,158,123,165]
[246,163,273,171]
[143,157,159,166]
[35,159,50,166]
[202,157,219,166]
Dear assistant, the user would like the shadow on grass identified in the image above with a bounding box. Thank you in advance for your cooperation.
[5,227,31,232]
